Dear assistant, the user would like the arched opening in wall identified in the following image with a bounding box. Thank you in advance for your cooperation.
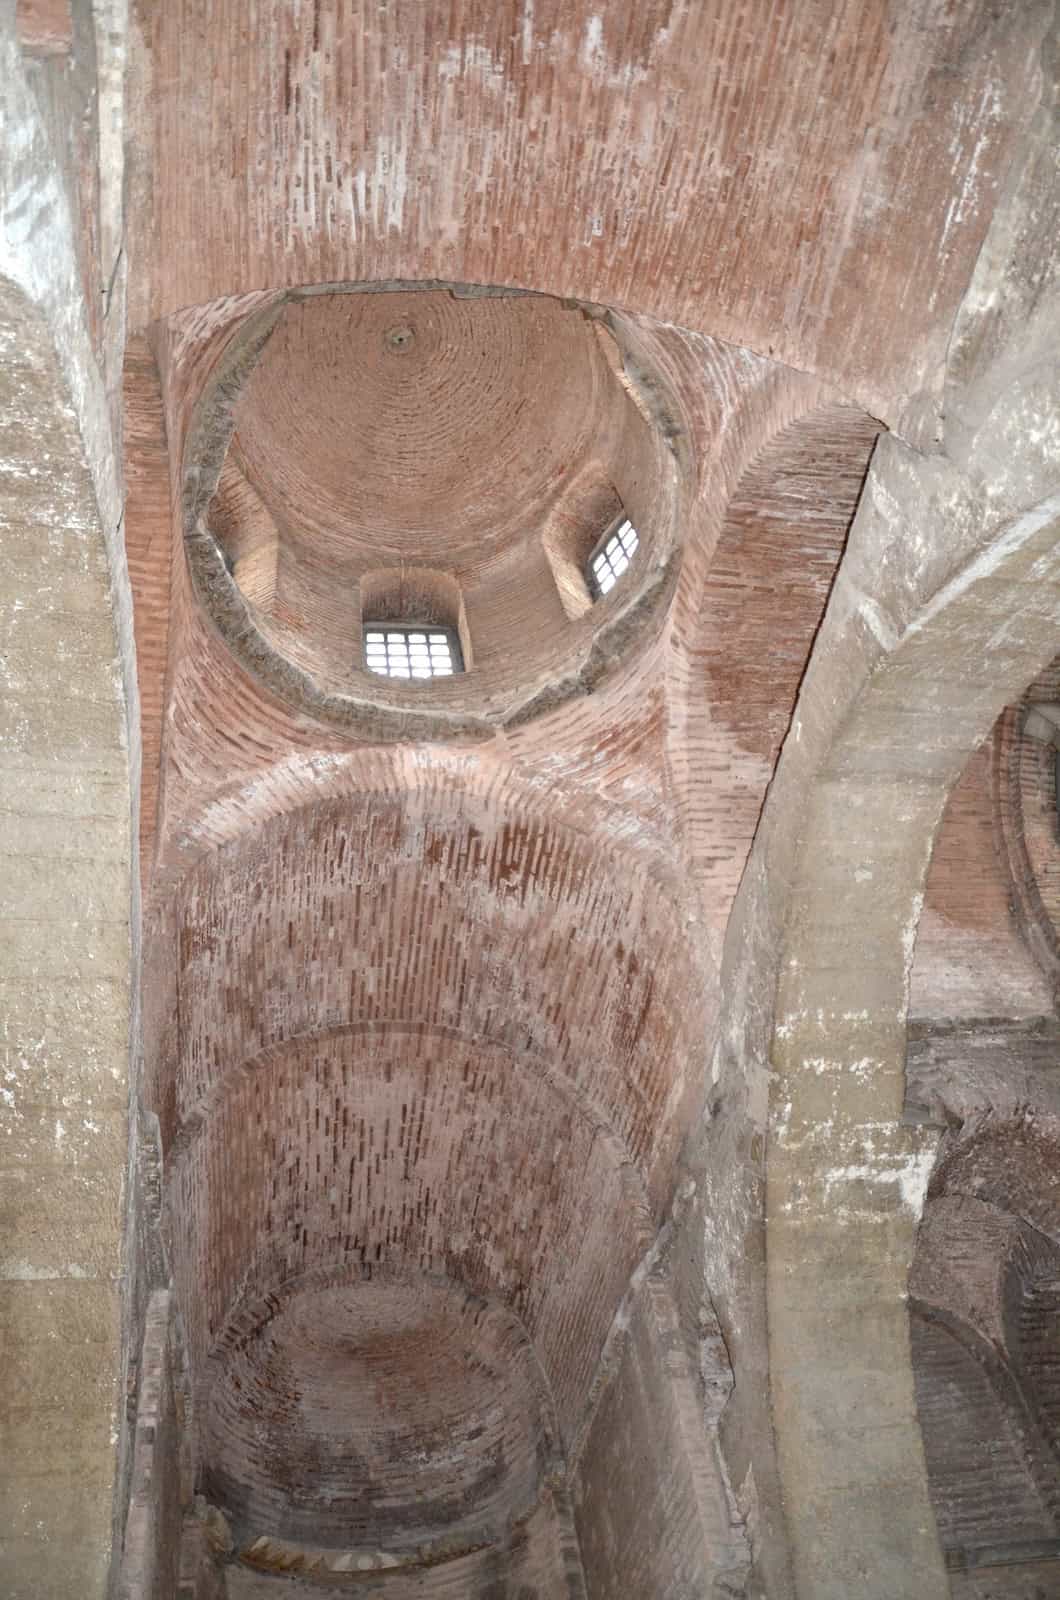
[184,284,685,739]
[540,474,645,620]
[541,474,624,620]
[911,1163,1060,1593]
[996,654,1060,1000]
[359,566,471,676]
[141,787,711,1593]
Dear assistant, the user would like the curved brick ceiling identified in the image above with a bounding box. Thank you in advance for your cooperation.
[147,785,702,1557]
[230,290,612,569]
[190,287,679,735]
[200,1273,556,1554]
[172,1029,651,1453]
[8,2,1059,1597]
[131,305,888,1590]
[135,332,880,1589]
[131,0,1044,415]
[149,792,704,1194]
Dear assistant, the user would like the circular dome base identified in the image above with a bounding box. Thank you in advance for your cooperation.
[199,1271,555,1553]
[183,283,686,739]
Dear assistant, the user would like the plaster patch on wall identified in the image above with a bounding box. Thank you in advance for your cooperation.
[823,1143,936,1216]
[2,1259,94,1280]
[854,590,900,652]
[938,79,1003,261]
[908,491,1060,636]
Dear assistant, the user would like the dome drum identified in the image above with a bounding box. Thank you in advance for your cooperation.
[183,284,686,739]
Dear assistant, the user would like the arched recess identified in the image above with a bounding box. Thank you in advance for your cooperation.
[995,656,1060,999]
[168,1025,652,1428]
[667,396,882,947]
[752,467,1060,1599]
[140,772,720,1590]
[168,1024,653,1563]
[660,386,883,1598]
[0,275,131,1594]
[663,313,1060,1597]
[910,1189,1060,1581]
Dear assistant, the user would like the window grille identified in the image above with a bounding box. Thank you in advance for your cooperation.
[588,517,639,598]
[364,625,462,679]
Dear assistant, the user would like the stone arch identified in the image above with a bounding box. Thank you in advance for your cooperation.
[758,471,1060,1598]
[657,380,884,1597]
[0,273,131,1594]
[669,387,1060,1598]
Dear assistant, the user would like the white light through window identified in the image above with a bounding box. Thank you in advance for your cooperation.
[589,517,639,598]
[364,626,461,679]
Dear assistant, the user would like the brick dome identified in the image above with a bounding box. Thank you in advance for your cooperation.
[232,290,608,568]
[200,1273,555,1557]
[184,286,685,738]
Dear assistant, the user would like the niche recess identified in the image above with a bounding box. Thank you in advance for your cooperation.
[359,566,471,675]
[996,655,1060,992]
[184,284,685,740]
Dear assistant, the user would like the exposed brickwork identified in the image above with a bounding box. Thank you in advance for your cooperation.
[184,290,677,736]
[128,0,1044,416]
[913,740,1055,1020]
[5,3,1059,1596]
[170,1027,653,1429]
[672,401,879,940]
[573,1261,749,1598]
[912,1314,1057,1552]
[131,280,833,1591]
[202,1276,554,1551]
[911,1147,1060,1590]
[15,0,71,56]
[123,334,173,886]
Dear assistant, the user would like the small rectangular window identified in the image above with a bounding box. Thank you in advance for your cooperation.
[588,517,639,598]
[363,625,463,679]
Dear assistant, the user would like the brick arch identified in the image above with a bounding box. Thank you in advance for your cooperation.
[909,1182,1060,1574]
[911,1310,1060,1558]
[666,389,882,943]
[656,376,883,1598]
[995,662,1060,997]
[932,1117,1060,1251]
[144,786,706,1209]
